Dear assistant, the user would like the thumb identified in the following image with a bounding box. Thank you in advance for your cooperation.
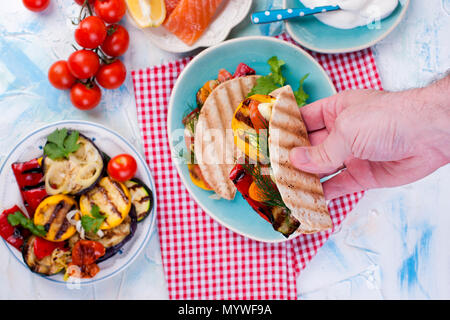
[289,130,350,174]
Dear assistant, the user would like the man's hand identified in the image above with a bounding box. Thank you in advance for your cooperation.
[289,76,450,200]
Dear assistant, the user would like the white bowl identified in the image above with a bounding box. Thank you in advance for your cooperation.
[0,120,157,285]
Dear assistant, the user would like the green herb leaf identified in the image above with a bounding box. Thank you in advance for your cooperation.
[81,205,105,234]
[267,56,286,87]
[248,76,279,97]
[7,211,47,237]
[248,56,287,96]
[63,130,80,154]
[43,129,81,160]
[294,74,309,107]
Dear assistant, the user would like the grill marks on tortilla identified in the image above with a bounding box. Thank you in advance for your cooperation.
[269,86,332,233]
[194,75,259,200]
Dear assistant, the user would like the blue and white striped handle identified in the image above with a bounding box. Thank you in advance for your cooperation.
[251,6,340,24]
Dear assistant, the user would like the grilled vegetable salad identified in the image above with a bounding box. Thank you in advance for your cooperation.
[181,57,309,236]
[0,128,153,279]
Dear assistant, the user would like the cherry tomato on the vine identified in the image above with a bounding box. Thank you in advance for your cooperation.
[107,154,137,182]
[70,83,102,110]
[48,60,76,90]
[101,24,129,57]
[94,0,126,24]
[94,0,127,23]
[67,49,100,79]
[75,16,107,49]
[23,0,50,12]
[96,60,127,90]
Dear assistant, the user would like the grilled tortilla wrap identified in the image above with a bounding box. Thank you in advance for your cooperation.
[269,86,332,233]
[194,75,259,200]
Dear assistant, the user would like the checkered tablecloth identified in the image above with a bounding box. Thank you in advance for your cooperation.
[131,34,382,300]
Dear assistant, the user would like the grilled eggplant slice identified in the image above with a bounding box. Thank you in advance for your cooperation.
[22,236,70,275]
[124,178,153,222]
[43,134,104,196]
[34,195,80,242]
[79,177,131,230]
[94,207,137,263]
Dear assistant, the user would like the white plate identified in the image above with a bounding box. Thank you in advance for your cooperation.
[0,120,157,285]
[142,0,252,53]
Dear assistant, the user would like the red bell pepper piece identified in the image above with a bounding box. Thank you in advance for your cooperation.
[229,164,272,223]
[233,63,256,78]
[11,159,43,188]
[217,69,233,82]
[21,188,48,219]
[11,159,48,218]
[33,236,67,260]
[0,205,25,251]
[248,98,268,133]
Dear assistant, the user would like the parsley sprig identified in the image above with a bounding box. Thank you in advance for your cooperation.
[43,128,81,160]
[248,56,309,107]
[7,211,47,237]
[81,205,105,234]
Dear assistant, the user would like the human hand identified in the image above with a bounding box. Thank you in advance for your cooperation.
[289,76,450,200]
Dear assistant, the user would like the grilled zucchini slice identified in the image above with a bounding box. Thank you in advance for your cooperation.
[34,195,79,242]
[43,134,104,196]
[22,236,70,276]
[124,178,153,222]
[79,177,131,230]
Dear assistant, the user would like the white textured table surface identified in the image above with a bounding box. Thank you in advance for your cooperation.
[0,0,448,299]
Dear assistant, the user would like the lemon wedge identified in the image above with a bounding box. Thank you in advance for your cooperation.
[126,0,166,28]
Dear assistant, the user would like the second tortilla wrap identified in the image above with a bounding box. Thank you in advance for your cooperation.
[269,85,332,233]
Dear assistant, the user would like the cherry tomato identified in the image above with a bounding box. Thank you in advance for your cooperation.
[70,83,102,110]
[107,154,137,182]
[71,240,105,266]
[23,0,50,12]
[94,0,126,24]
[74,0,95,5]
[48,60,76,90]
[96,60,126,89]
[75,16,107,49]
[67,49,100,79]
[100,24,129,57]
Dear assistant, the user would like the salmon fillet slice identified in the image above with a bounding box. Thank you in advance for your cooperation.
[164,0,181,23]
[164,0,225,46]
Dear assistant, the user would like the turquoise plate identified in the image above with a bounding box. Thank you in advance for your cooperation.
[167,36,335,243]
[284,0,410,53]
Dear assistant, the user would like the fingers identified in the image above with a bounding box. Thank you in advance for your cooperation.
[321,158,378,200]
[289,129,351,174]
[322,168,366,200]
[308,129,328,146]
[300,89,375,132]
[300,95,336,131]
[300,90,350,131]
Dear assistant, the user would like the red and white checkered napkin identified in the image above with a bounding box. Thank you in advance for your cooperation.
[131,34,383,300]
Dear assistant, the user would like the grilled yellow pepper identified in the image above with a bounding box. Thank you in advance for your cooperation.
[34,194,79,242]
[79,177,131,230]
[231,94,275,163]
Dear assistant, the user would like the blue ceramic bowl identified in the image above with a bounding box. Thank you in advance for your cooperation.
[167,36,335,242]
[284,0,410,53]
